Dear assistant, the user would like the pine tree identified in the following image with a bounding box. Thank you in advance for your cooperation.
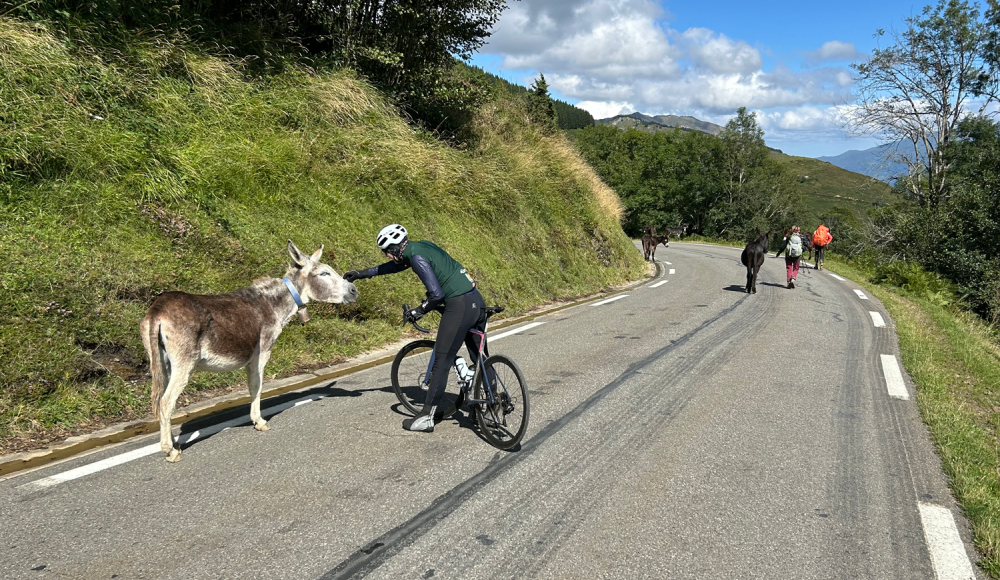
[527,73,558,132]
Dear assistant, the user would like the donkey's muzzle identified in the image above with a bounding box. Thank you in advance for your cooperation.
[344,282,359,304]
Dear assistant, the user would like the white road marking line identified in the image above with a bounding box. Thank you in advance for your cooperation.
[854,289,869,300]
[668,269,675,274]
[880,354,909,400]
[592,295,629,307]
[660,261,672,265]
[869,311,886,327]
[918,503,976,580]
[19,395,325,490]
[650,280,669,288]
[489,322,545,342]
[802,261,814,268]
[829,273,847,281]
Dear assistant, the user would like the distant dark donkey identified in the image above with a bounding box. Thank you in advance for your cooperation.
[664,225,687,239]
[641,226,669,261]
[740,230,771,294]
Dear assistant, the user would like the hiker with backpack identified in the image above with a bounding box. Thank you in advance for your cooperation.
[812,224,833,270]
[775,226,804,289]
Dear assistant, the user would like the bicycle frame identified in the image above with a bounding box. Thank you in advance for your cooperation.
[418,327,503,407]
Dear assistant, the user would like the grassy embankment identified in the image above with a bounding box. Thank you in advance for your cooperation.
[0,19,645,454]
[818,254,1000,577]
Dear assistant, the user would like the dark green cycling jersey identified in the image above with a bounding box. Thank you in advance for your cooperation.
[400,241,475,302]
[356,240,475,310]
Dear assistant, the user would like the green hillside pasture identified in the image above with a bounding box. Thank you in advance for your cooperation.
[0,19,643,451]
[774,155,895,224]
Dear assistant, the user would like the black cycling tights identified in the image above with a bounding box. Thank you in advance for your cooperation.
[424,288,486,410]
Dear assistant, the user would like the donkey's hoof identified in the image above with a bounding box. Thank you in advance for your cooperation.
[254,420,269,432]
[166,449,181,463]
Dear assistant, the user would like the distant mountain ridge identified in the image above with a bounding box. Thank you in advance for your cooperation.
[597,112,724,135]
[597,112,786,153]
[817,143,914,182]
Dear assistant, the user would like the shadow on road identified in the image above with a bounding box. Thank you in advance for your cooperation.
[176,380,385,452]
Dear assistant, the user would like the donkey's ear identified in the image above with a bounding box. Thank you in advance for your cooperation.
[288,239,308,268]
[310,244,324,263]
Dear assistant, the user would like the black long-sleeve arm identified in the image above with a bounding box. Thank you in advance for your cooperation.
[409,254,445,312]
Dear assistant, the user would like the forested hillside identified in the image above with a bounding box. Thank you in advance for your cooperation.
[571,108,803,240]
[472,66,596,130]
[0,10,642,450]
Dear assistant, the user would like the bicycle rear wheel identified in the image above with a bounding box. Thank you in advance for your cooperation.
[474,354,529,449]
[390,340,460,418]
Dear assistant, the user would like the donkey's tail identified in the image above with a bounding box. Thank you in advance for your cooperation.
[146,318,167,420]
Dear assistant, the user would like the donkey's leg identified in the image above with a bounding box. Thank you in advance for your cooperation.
[159,360,195,462]
[247,348,271,431]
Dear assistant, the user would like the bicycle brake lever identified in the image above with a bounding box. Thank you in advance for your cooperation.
[402,303,431,333]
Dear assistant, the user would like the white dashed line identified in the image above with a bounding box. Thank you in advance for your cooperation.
[869,311,886,327]
[668,269,675,274]
[829,273,847,281]
[650,280,669,288]
[918,503,976,580]
[880,354,909,400]
[592,295,629,306]
[489,322,546,342]
[854,289,869,300]
[20,395,326,490]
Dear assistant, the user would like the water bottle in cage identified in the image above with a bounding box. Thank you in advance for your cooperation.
[454,357,475,383]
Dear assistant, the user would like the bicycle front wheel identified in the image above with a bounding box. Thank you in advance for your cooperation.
[390,340,460,418]
[474,354,530,449]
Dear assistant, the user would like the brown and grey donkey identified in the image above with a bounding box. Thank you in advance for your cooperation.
[140,240,358,462]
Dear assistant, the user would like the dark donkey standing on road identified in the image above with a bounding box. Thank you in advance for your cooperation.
[140,240,359,462]
[641,226,669,262]
[740,230,771,294]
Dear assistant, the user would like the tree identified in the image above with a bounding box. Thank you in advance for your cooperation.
[709,107,797,239]
[526,73,558,132]
[719,107,768,205]
[848,0,1000,207]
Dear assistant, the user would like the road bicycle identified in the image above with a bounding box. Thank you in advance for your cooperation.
[390,304,530,450]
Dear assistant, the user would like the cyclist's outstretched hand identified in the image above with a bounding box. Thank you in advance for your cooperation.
[344,270,366,283]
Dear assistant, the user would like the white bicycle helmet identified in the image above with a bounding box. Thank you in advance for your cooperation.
[376,224,408,251]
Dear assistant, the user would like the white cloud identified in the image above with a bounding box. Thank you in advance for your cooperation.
[803,41,864,65]
[480,0,864,152]
[677,28,762,75]
[496,0,682,83]
[575,100,636,119]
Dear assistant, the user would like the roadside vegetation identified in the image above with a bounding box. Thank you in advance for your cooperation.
[0,13,643,453]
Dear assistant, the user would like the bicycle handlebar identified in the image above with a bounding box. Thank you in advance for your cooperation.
[402,304,432,333]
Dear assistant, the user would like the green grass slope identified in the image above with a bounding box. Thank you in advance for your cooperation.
[0,19,644,451]
[774,154,896,224]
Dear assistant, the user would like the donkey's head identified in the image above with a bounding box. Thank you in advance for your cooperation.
[286,240,359,305]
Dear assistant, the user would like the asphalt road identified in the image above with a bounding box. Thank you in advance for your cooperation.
[0,242,981,579]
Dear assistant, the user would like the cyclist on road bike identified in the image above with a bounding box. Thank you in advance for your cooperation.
[344,224,486,433]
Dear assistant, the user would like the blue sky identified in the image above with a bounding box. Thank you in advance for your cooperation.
[470,0,931,157]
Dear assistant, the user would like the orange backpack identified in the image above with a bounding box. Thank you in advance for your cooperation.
[813,225,831,246]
